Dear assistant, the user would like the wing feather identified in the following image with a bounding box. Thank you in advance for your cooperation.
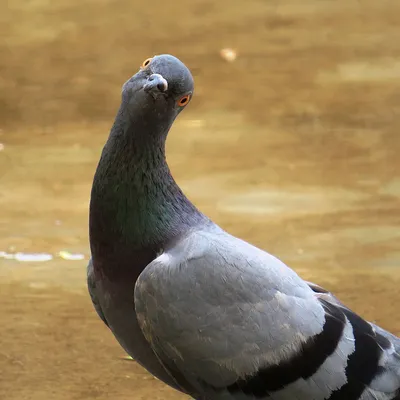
[135,230,400,400]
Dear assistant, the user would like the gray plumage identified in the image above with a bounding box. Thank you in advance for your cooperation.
[88,54,400,400]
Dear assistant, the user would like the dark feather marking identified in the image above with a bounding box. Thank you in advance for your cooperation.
[225,299,345,398]
[327,307,384,400]
[376,332,392,351]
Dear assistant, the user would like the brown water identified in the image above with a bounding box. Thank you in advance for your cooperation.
[1,1,400,399]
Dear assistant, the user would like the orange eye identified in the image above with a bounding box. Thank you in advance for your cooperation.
[177,94,191,107]
[141,58,152,68]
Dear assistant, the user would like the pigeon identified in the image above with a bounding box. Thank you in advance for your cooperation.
[88,54,400,400]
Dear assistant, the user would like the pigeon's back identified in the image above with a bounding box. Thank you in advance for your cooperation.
[135,228,400,400]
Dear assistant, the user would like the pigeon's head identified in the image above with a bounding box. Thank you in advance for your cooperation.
[121,54,194,126]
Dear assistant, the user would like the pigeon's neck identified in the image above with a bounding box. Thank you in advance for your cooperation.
[89,108,206,279]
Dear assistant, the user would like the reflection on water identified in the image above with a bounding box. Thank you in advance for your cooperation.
[0,250,85,262]
[0,251,53,262]
[1,0,400,399]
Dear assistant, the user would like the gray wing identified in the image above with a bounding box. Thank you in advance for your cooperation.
[305,281,347,308]
[134,229,400,400]
[87,258,109,327]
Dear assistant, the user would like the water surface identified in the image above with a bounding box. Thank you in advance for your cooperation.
[1,1,400,399]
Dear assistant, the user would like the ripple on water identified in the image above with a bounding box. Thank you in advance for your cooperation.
[317,59,400,83]
[379,178,400,197]
[218,187,367,216]
[294,225,400,270]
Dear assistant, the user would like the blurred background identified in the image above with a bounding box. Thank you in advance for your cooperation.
[1,0,400,399]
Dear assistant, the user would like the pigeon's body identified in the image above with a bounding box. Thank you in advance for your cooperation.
[88,55,400,400]
[135,230,400,400]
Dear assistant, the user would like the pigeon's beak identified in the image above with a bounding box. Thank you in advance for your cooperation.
[143,73,168,94]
